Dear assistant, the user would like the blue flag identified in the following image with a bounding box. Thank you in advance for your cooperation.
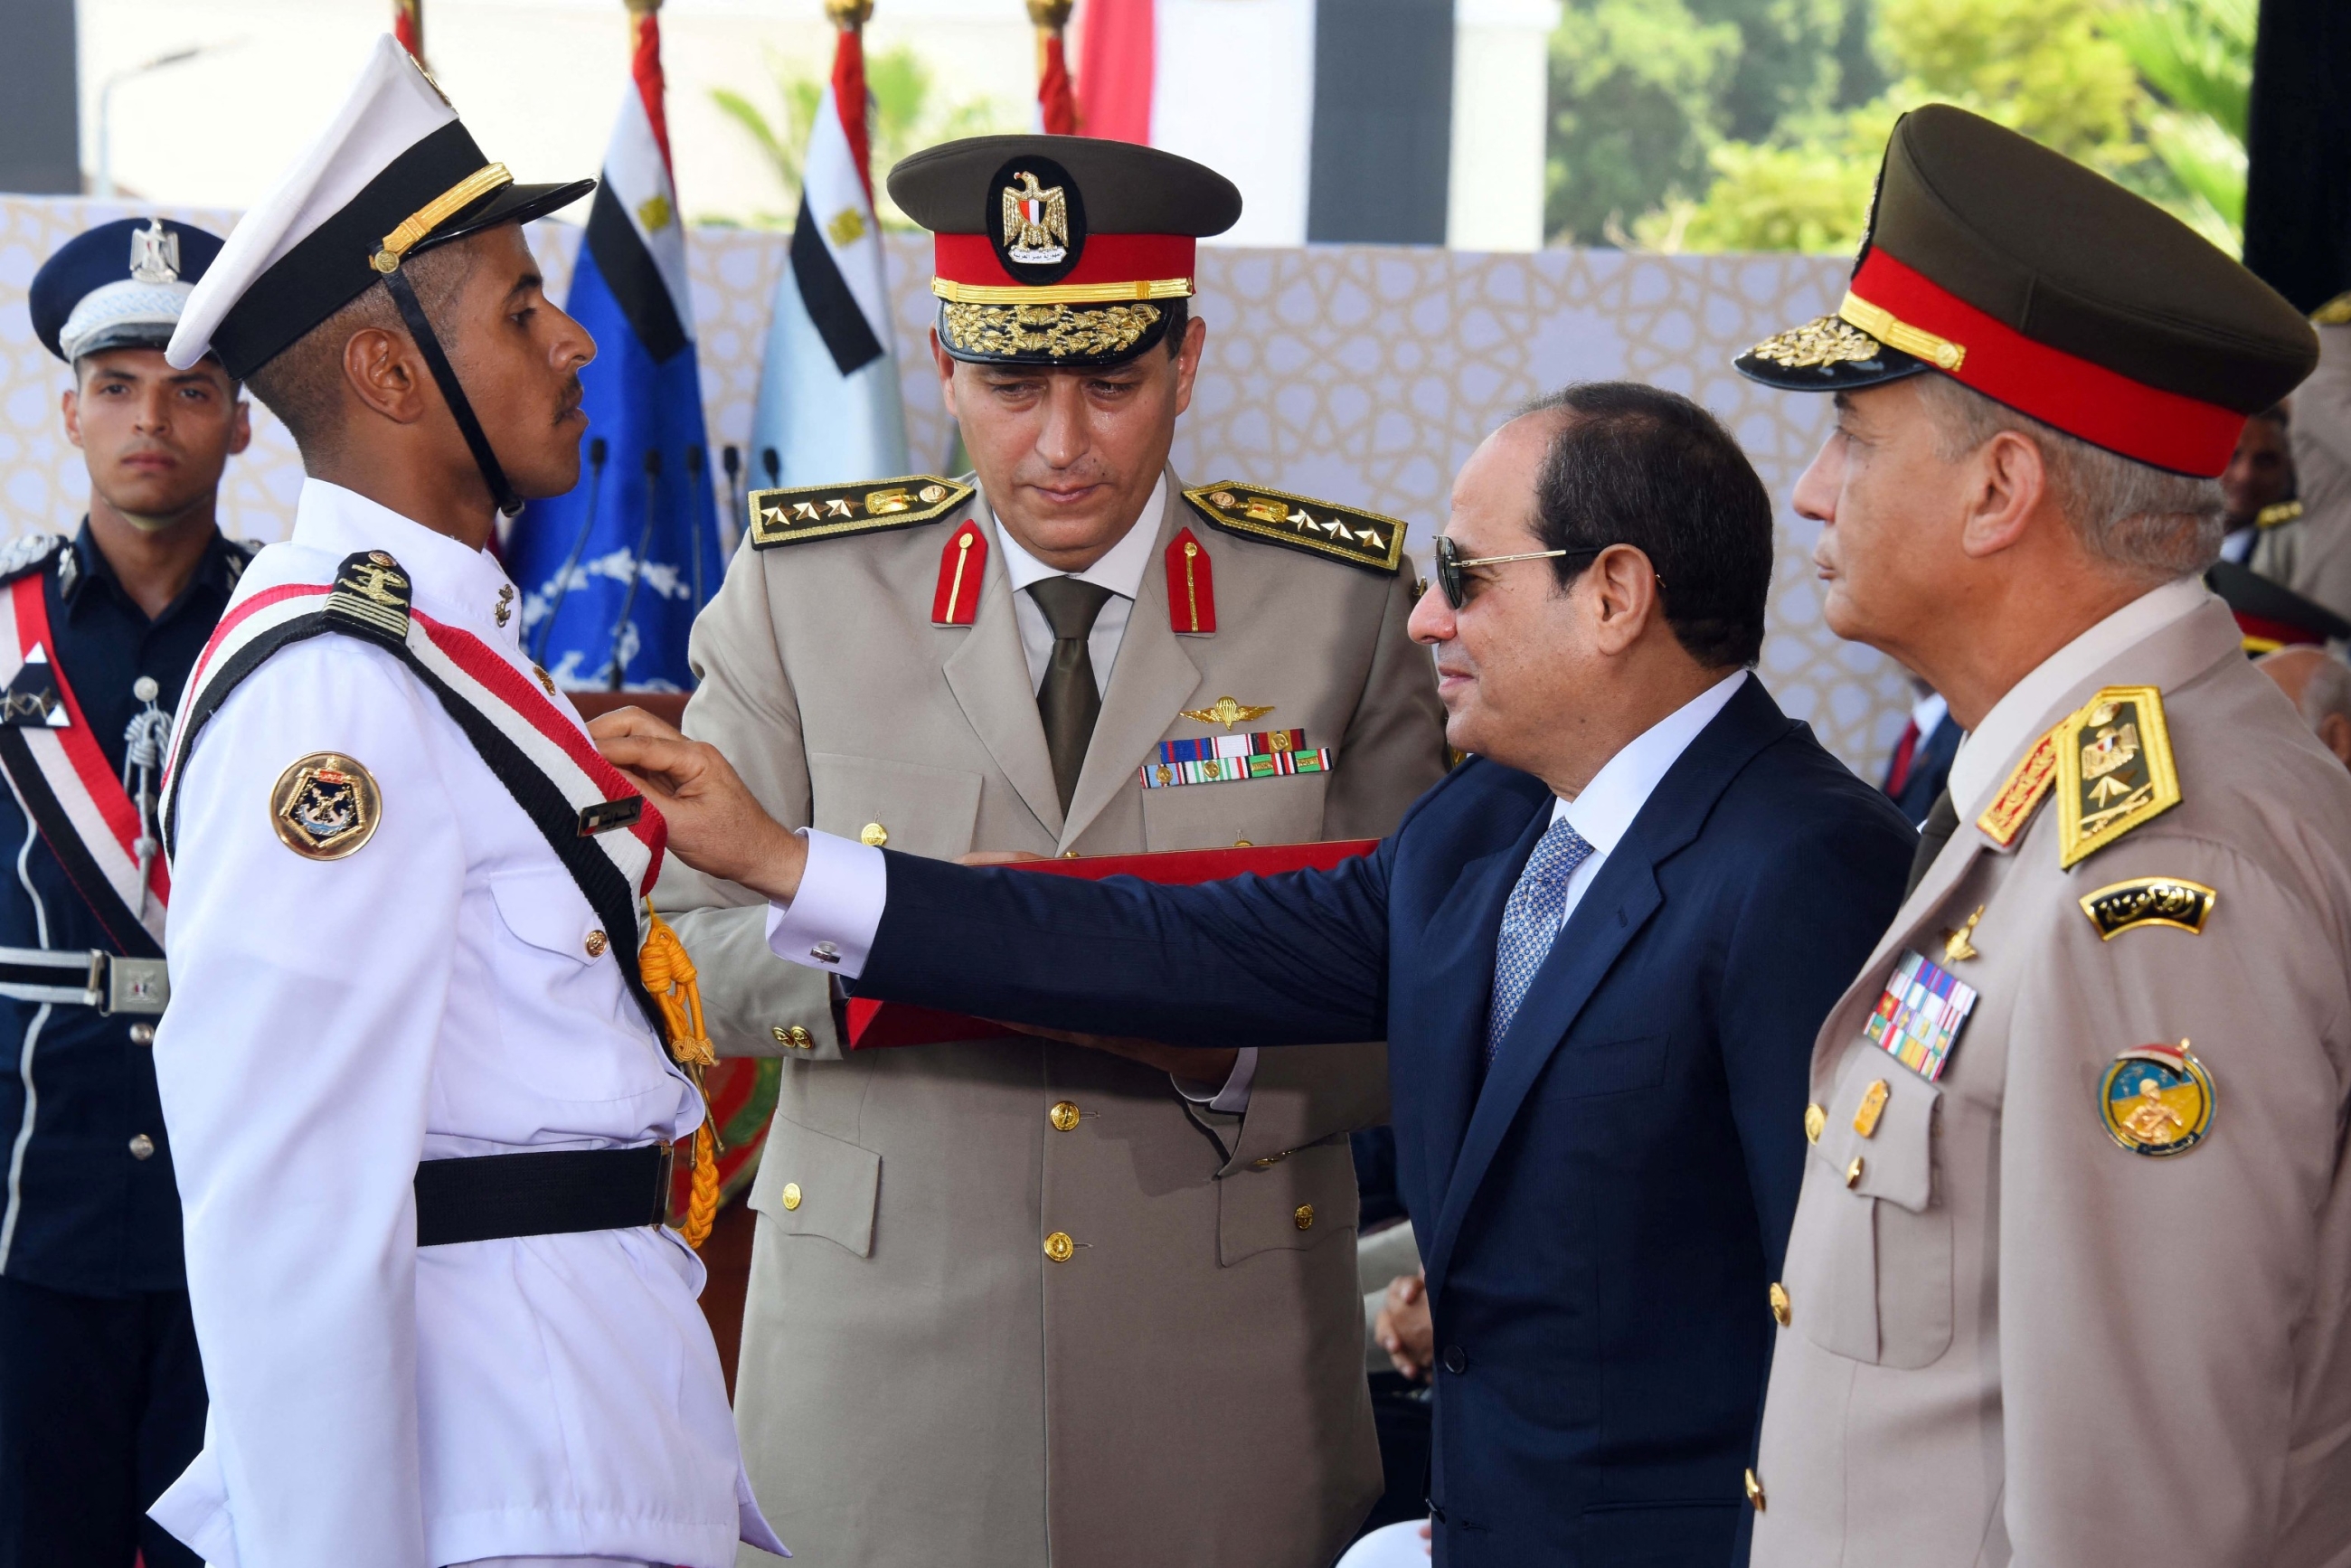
[508,37,721,692]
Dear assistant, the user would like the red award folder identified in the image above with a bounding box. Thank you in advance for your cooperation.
[843,838,1380,1050]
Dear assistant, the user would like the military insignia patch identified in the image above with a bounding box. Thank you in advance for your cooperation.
[325,550,413,643]
[0,646,69,729]
[2100,1041,2214,1157]
[2056,685,2180,869]
[1977,724,2061,846]
[270,752,382,861]
[1862,949,1978,1082]
[2078,875,2216,940]
[747,476,974,550]
[1182,483,1409,574]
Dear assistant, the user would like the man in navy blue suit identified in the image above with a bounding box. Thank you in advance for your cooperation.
[601,383,1915,1566]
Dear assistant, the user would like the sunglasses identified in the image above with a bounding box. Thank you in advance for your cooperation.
[1431,534,1605,609]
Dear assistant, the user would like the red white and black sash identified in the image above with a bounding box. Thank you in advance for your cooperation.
[0,558,168,956]
[160,552,668,1032]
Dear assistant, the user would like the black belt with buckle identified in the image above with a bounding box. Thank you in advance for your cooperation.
[413,1143,675,1248]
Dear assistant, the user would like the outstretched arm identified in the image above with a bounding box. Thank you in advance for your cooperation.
[596,707,1396,1047]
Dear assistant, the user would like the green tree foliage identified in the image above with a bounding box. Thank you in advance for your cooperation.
[1553,0,2256,253]
[707,45,1015,229]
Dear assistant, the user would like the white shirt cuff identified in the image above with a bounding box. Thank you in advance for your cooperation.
[1176,1046,1259,1114]
[764,828,887,980]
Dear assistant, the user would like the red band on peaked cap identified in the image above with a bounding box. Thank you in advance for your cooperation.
[934,232,1197,288]
[1851,250,2248,477]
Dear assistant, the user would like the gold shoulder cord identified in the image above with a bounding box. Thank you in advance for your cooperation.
[641,902,722,1250]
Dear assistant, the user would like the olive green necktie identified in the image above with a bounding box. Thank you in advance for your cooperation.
[1905,788,1959,898]
[1028,575,1115,815]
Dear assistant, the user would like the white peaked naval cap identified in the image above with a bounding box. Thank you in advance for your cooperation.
[168,33,592,379]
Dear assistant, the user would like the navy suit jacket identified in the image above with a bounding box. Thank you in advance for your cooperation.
[860,675,1914,1566]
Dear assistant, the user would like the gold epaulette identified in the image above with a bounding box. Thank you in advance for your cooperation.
[1182,482,1409,573]
[1976,723,2063,847]
[2312,291,2351,326]
[746,475,975,549]
[2055,685,2180,868]
[2256,498,2304,529]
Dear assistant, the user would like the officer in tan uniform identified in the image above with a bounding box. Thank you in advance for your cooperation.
[658,136,1446,1566]
[1733,105,2351,1565]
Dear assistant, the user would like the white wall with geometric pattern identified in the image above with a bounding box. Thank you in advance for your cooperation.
[0,194,1908,774]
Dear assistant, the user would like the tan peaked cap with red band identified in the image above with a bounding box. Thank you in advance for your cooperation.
[1735,104,2316,477]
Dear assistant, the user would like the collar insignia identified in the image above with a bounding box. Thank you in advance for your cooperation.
[1976,723,2061,846]
[747,475,974,549]
[2056,685,2179,868]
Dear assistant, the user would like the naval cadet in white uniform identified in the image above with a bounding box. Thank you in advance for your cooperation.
[141,37,783,1568]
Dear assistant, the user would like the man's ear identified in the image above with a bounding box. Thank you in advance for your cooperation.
[1585,543,1663,656]
[1171,315,1207,417]
[228,396,253,458]
[2318,710,2351,769]
[930,327,959,422]
[341,326,430,427]
[1957,429,2051,559]
[61,387,83,451]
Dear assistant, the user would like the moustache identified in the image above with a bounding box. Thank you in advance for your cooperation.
[556,377,585,425]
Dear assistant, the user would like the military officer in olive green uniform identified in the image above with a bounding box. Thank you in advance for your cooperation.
[1733,105,2351,1565]
[656,136,1447,1567]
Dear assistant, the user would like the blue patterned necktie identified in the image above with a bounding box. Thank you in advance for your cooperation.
[1485,816,1597,1063]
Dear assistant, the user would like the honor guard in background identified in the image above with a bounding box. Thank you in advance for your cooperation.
[0,216,251,1568]
[655,135,1446,1565]
[140,39,780,1566]
[1735,104,2351,1565]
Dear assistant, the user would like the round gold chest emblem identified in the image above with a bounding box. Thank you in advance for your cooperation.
[269,752,382,861]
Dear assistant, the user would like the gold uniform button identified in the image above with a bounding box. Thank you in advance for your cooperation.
[1845,1156,1865,1188]
[1043,1231,1075,1262]
[781,1182,802,1211]
[1293,1204,1315,1231]
[772,1025,815,1050]
[1803,1102,1826,1143]
[127,1133,156,1160]
[1050,1100,1081,1131]
[1768,1281,1791,1327]
[1233,837,1253,848]
[584,929,609,958]
[859,821,889,847]
[1744,1469,1766,1512]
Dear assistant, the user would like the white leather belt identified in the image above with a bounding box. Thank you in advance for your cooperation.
[0,945,168,1015]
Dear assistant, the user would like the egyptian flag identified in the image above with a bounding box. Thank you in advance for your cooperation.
[746,18,907,488]
[506,3,722,691]
[392,0,423,63]
[1076,0,1153,143]
[1038,10,1078,135]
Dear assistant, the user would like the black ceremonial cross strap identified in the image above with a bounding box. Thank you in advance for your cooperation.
[165,556,664,1038]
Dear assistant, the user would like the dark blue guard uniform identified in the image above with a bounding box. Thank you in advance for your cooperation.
[0,217,243,1568]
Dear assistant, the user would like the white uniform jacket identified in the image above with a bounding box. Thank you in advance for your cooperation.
[147,481,781,1568]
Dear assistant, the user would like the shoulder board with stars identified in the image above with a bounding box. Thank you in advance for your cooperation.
[0,534,66,586]
[2256,498,2303,529]
[747,476,975,549]
[2055,685,2180,869]
[1181,482,1409,574]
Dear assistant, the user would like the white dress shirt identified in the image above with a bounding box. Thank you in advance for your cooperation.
[1537,668,1750,928]
[1944,576,2212,818]
[150,481,781,1568]
[997,474,1165,696]
[770,668,1751,975]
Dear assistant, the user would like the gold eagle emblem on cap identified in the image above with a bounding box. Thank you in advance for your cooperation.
[1003,171,1070,265]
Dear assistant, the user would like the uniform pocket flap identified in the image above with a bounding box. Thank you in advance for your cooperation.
[750,1113,882,1257]
[807,752,984,863]
[1219,1138,1357,1266]
[487,869,600,963]
[1813,1046,1937,1214]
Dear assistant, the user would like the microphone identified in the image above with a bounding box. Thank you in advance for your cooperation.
[761,447,780,487]
[609,448,663,690]
[533,436,609,666]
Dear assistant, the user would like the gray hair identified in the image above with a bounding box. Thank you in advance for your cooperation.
[1913,373,2224,578]
[2296,651,2351,733]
